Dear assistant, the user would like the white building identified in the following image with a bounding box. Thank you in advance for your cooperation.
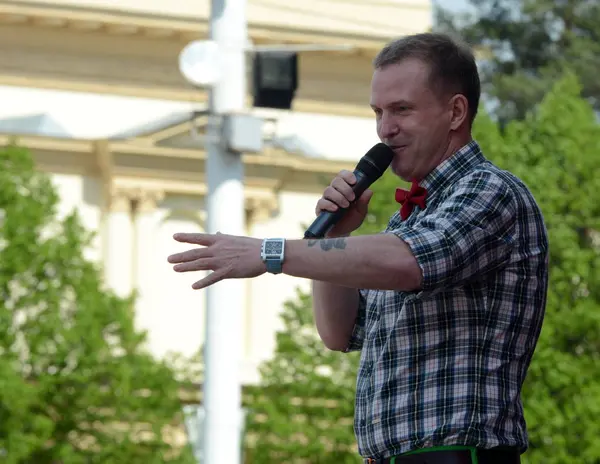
[0,0,432,385]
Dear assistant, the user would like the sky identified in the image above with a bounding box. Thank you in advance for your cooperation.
[433,0,473,14]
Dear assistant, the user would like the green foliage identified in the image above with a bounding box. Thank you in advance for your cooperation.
[244,289,361,463]
[247,73,600,463]
[0,143,197,463]
[358,171,407,237]
[435,0,600,122]
[473,72,600,464]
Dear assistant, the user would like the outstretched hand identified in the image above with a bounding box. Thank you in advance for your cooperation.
[167,232,266,290]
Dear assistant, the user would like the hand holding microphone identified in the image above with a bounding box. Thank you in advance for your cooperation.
[312,170,372,238]
[305,143,394,239]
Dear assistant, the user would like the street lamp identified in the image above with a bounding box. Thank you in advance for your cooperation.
[178,40,222,88]
[177,27,352,463]
[177,28,258,463]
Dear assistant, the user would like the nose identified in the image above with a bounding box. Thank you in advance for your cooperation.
[378,112,399,140]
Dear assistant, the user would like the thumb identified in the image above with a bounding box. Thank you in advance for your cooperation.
[355,189,373,214]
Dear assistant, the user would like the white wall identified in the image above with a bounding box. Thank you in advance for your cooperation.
[150,196,207,361]
[49,173,104,264]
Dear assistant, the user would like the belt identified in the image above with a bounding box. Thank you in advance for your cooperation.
[365,450,472,464]
[365,446,521,464]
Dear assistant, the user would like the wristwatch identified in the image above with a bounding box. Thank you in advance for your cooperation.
[261,238,286,274]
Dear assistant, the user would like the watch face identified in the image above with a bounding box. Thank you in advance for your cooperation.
[265,241,283,254]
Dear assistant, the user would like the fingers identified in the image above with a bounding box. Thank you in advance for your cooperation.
[315,198,340,214]
[337,169,356,184]
[167,247,211,264]
[171,254,223,290]
[354,189,373,214]
[168,232,221,264]
[316,170,357,215]
[192,271,225,290]
[172,257,214,272]
[173,233,218,245]
[332,170,357,202]
[317,186,349,213]
[357,188,373,205]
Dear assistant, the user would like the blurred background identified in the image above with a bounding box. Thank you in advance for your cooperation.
[0,0,598,463]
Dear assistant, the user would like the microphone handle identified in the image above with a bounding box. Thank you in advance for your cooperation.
[303,170,372,239]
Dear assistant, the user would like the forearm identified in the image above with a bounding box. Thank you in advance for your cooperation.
[311,280,359,351]
[283,233,422,291]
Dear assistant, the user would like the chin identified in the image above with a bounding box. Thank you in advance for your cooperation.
[390,160,412,182]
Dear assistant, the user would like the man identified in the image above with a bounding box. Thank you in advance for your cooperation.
[168,33,548,464]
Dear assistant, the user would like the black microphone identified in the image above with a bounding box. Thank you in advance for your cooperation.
[303,142,394,239]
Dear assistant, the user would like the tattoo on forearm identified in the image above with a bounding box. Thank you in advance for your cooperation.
[307,238,347,251]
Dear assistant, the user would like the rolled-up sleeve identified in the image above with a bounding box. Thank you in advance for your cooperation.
[343,288,368,352]
[392,171,518,290]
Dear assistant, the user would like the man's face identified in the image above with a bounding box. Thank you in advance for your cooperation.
[370,58,454,182]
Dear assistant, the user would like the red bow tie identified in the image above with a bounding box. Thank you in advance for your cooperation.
[395,180,427,220]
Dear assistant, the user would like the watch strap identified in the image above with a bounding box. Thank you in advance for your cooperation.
[265,258,283,274]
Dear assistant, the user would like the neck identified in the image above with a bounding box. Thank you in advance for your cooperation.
[440,132,472,164]
[413,132,472,183]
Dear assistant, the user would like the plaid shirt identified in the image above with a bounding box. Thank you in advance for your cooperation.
[345,140,549,459]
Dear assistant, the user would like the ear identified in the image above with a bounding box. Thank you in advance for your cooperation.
[448,94,469,131]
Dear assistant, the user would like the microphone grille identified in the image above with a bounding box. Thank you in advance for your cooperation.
[356,143,394,179]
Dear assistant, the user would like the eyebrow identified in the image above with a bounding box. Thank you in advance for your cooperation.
[389,100,412,107]
[370,99,413,110]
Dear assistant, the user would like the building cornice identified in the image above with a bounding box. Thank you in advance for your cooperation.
[0,3,378,118]
[0,1,393,51]
[0,134,352,212]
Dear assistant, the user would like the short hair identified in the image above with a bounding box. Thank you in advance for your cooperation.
[373,32,481,125]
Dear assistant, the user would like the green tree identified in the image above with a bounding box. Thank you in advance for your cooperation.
[435,0,600,122]
[244,290,361,463]
[0,143,197,464]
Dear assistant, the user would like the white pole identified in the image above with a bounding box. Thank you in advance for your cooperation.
[203,0,247,461]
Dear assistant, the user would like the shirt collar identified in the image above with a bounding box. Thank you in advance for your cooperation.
[419,140,486,199]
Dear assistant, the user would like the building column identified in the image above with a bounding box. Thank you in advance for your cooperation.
[104,188,134,298]
[131,189,165,344]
